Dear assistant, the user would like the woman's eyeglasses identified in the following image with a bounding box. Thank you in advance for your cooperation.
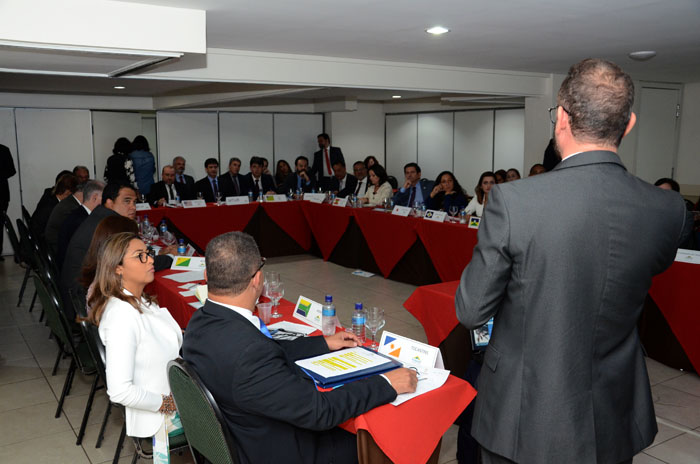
[134,249,156,263]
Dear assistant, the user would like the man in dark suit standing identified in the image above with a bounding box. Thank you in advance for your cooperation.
[148,165,185,206]
[456,59,692,464]
[277,156,316,194]
[241,156,275,199]
[218,157,246,197]
[311,133,344,190]
[182,231,417,464]
[392,163,433,207]
[330,160,357,198]
[194,158,220,203]
[173,156,195,200]
[0,143,16,260]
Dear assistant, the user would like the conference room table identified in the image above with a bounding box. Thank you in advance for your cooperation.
[137,200,479,286]
[151,269,477,464]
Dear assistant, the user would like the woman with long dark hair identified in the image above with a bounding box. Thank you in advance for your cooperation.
[465,171,496,217]
[427,171,468,212]
[360,164,393,206]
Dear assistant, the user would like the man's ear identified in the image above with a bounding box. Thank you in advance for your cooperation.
[203,269,208,282]
[622,112,637,139]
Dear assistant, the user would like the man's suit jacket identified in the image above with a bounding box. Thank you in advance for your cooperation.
[455,151,692,464]
[147,181,185,206]
[56,206,88,268]
[45,195,80,253]
[174,174,195,200]
[194,176,220,203]
[276,172,316,195]
[311,146,344,184]
[30,195,59,243]
[218,172,246,197]
[240,173,275,198]
[0,143,16,208]
[182,300,396,464]
[393,178,434,207]
[330,174,358,198]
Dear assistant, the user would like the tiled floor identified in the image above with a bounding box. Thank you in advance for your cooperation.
[1,256,699,463]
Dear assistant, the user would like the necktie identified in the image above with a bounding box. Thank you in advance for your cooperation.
[256,179,261,194]
[354,179,362,195]
[259,320,273,339]
[168,184,175,201]
[178,175,184,184]
[324,148,332,175]
[408,186,416,206]
[233,175,240,195]
[212,178,219,197]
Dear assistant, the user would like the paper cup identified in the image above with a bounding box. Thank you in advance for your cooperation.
[257,302,272,324]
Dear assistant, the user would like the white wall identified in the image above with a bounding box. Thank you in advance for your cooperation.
[677,82,700,194]
[454,110,494,194]
[326,102,384,167]
[156,112,219,182]
[219,113,273,172]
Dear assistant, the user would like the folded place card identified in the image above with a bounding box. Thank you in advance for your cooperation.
[304,193,326,204]
[135,203,151,211]
[332,197,348,207]
[424,210,446,222]
[391,205,412,217]
[162,270,205,283]
[293,295,323,331]
[264,194,287,202]
[182,199,207,208]
[225,196,249,205]
[378,331,444,370]
[170,256,206,271]
[675,248,700,264]
[185,244,196,257]
[194,285,208,304]
[468,216,481,229]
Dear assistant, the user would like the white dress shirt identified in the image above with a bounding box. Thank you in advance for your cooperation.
[207,298,265,332]
[99,293,182,437]
[354,177,368,195]
[464,196,485,217]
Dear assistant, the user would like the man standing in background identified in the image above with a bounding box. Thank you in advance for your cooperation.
[312,133,344,190]
[0,143,16,261]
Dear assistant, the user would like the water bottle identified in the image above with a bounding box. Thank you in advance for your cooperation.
[159,220,168,235]
[175,195,181,206]
[460,209,467,224]
[248,191,254,203]
[143,215,151,230]
[321,295,336,336]
[352,303,365,343]
[177,239,186,255]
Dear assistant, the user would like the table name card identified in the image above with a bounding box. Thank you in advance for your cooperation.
[391,205,412,217]
[423,210,446,222]
[332,197,348,207]
[675,248,700,264]
[225,196,249,205]
[167,199,178,206]
[468,216,481,229]
[182,199,207,208]
[304,193,326,204]
[170,256,206,271]
[135,203,151,211]
[292,295,323,330]
[264,194,288,203]
[379,331,444,370]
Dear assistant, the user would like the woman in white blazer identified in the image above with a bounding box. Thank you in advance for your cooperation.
[86,232,182,442]
[361,164,394,207]
[465,171,497,217]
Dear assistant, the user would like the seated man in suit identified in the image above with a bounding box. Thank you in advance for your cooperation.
[73,165,90,185]
[352,161,370,196]
[219,157,245,197]
[45,180,84,254]
[194,158,221,203]
[56,180,104,268]
[241,156,275,199]
[277,155,316,195]
[148,165,185,206]
[393,163,434,207]
[311,133,345,190]
[172,156,195,200]
[330,161,357,198]
[31,173,79,244]
[182,231,417,464]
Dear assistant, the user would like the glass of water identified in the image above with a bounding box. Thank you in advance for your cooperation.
[364,307,386,351]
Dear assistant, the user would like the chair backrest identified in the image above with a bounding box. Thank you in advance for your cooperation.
[69,287,89,319]
[21,205,31,226]
[33,274,72,349]
[79,319,107,382]
[2,212,23,264]
[167,358,239,464]
[387,175,399,190]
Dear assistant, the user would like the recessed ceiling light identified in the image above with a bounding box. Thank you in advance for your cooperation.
[426,26,449,35]
[392,95,402,99]
[113,85,126,89]
[628,51,657,61]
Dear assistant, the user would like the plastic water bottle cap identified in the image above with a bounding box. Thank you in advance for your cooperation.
[355,303,363,310]
[325,295,333,303]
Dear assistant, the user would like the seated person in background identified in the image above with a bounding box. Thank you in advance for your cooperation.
[261,157,272,177]
[506,168,521,182]
[31,173,79,244]
[148,165,185,206]
[278,156,316,194]
[360,164,394,207]
[73,165,90,185]
[494,169,507,184]
[45,179,83,253]
[427,171,468,212]
[529,163,546,176]
[219,157,246,198]
[172,156,195,200]
[56,180,105,268]
[182,231,417,464]
[194,158,220,202]
[352,161,370,196]
[330,160,357,198]
[87,232,183,446]
[393,162,434,207]
[654,177,680,192]
[363,155,379,170]
[274,160,292,188]
[36,170,73,213]
[242,156,275,199]
[465,171,496,217]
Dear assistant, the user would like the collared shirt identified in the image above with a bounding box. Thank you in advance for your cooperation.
[82,204,92,214]
[355,177,367,195]
[337,174,347,191]
[176,173,186,184]
[208,299,265,332]
[400,181,424,205]
[165,183,177,201]
[208,176,218,193]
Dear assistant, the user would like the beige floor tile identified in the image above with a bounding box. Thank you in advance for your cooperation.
[646,357,685,386]
[0,356,42,385]
[0,377,56,412]
[61,388,110,431]
[647,420,687,449]
[0,401,73,447]
[633,452,668,463]
[80,410,135,463]
[438,424,458,464]
[652,384,700,429]
[0,341,34,362]
[0,326,24,345]
[662,373,700,398]
[46,369,96,399]
[0,430,90,464]
[645,433,700,464]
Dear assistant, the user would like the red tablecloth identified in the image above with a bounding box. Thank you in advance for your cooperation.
[261,202,312,251]
[649,262,700,373]
[404,281,460,347]
[353,209,419,277]
[300,202,353,260]
[416,221,478,282]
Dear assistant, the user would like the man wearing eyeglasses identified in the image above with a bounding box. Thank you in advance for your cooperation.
[183,231,418,464]
[456,59,692,464]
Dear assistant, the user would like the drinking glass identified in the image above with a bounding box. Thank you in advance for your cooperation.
[268,281,284,318]
[382,198,391,211]
[364,307,385,350]
[197,191,204,200]
[449,205,458,219]
[216,192,222,205]
[139,193,146,204]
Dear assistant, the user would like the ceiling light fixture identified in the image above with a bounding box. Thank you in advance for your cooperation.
[113,86,126,89]
[628,50,657,61]
[392,95,402,99]
[426,26,449,35]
